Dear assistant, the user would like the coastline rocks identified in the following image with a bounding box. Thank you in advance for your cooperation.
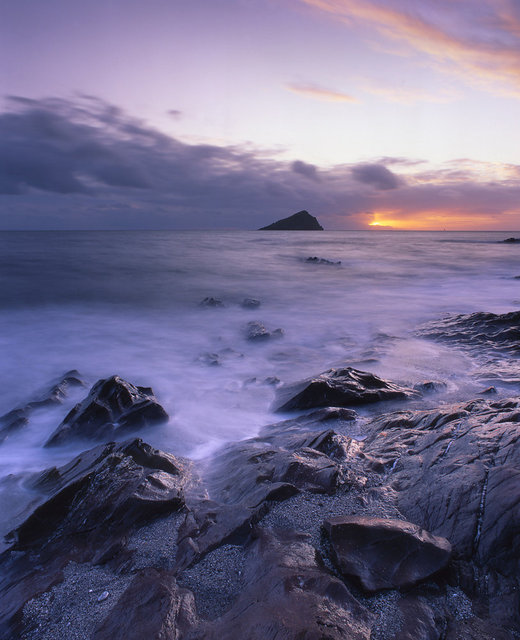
[323,516,452,591]
[502,237,520,243]
[418,310,520,353]
[305,256,341,265]
[45,376,169,447]
[0,370,85,444]
[259,210,324,231]
[199,297,224,307]
[241,298,260,309]
[273,366,420,412]
[245,321,284,341]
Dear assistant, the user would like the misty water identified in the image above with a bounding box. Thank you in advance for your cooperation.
[0,230,518,538]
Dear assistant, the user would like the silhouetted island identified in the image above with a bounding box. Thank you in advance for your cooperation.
[259,210,323,230]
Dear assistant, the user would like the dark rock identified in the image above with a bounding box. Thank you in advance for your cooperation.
[418,310,520,354]
[273,366,420,412]
[259,210,324,231]
[502,237,520,243]
[93,568,198,640]
[324,516,451,591]
[199,297,224,307]
[191,527,374,639]
[413,380,448,394]
[393,596,446,640]
[305,256,341,265]
[245,321,284,341]
[0,370,85,444]
[241,298,260,309]
[0,439,190,635]
[44,375,168,446]
[478,386,497,395]
[196,352,221,366]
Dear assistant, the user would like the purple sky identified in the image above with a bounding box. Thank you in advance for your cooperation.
[1,0,520,229]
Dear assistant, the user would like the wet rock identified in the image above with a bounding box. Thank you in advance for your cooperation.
[259,210,324,231]
[196,352,221,366]
[324,516,451,591]
[273,366,420,412]
[45,375,168,447]
[478,386,497,395]
[245,321,284,341]
[0,370,85,444]
[199,297,224,307]
[241,298,260,309]
[192,527,374,639]
[305,256,341,265]
[418,310,520,354]
[0,439,190,636]
[413,380,447,394]
[93,568,197,640]
[502,237,520,243]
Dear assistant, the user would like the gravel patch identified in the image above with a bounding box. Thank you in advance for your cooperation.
[21,562,133,640]
[177,544,245,620]
[127,512,184,571]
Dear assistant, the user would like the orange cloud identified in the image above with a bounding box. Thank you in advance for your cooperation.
[286,82,359,103]
[299,0,520,97]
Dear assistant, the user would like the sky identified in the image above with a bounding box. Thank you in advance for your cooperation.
[1,0,520,230]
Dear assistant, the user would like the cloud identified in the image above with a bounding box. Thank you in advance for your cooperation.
[351,164,402,190]
[0,96,519,230]
[292,160,320,181]
[299,0,520,97]
[286,83,359,103]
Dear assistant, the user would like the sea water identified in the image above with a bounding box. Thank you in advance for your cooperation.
[0,230,518,493]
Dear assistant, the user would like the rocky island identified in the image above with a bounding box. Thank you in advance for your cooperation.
[259,210,324,230]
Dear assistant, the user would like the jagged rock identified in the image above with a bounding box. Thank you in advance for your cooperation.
[418,310,520,354]
[259,210,324,231]
[502,237,520,243]
[413,380,447,394]
[0,370,85,444]
[273,366,420,412]
[191,527,374,639]
[245,321,284,341]
[199,297,224,307]
[241,298,260,309]
[0,439,189,635]
[93,568,198,640]
[305,256,341,265]
[44,376,168,446]
[478,386,497,395]
[323,516,451,591]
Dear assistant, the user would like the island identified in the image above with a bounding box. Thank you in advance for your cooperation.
[259,210,324,230]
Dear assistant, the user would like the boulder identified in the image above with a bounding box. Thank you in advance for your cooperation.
[323,516,451,591]
[45,375,168,446]
[259,210,323,231]
[0,370,85,444]
[245,321,284,341]
[305,256,341,265]
[241,298,260,309]
[273,366,420,412]
[199,297,224,307]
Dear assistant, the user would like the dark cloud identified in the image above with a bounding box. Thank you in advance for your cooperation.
[167,109,182,119]
[291,160,319,181]
[351,163,401,190]
[0,96,519,230]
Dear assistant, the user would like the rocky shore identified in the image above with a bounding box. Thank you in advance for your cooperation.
[1,310,520,639]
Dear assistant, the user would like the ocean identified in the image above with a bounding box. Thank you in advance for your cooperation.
[0,230,518,537]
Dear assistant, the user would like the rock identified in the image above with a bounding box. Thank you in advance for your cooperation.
[259,210,324,231]
[44,375,169,446]
[502,237,520,243]
[241,298,260,309]
[199,297,224,307]
[192,527,374,639]
[418,310,520,354]
[0,439,190,635]
[305,256,341,265]
[196,352,221,366]
[245,321,284,341]
[413,380,447,393]
[478,386,497,395]
[93,568,197,640]
[273,366,420,412]
[0,370,85,444]
[323,516,451,591]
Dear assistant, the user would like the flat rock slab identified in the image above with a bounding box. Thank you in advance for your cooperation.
[45,375,168,446]
[324,516,451,592]
[273,366,420,412]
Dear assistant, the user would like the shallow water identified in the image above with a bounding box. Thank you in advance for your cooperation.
[0,229,518,485]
